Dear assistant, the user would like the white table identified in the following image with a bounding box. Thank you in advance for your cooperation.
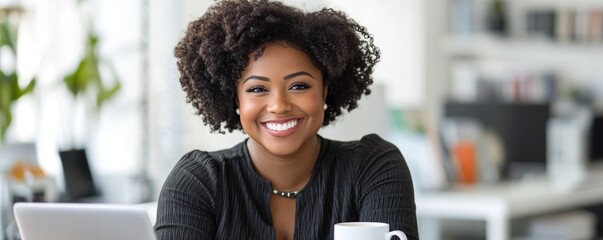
[415,178,603,240]
[137,201,158,225]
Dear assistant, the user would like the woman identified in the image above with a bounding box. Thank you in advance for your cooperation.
[155,0,418,239]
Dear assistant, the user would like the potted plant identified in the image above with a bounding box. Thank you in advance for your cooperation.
[60,29,121,149]
[57,0,121,149]
[57,1,121,201]
[0,7,39,238]
[0,11,35,144]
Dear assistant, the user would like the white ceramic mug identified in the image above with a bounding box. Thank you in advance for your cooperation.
[334,222,407,240]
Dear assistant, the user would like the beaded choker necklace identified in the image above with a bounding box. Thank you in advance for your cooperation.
[272,189,299,198]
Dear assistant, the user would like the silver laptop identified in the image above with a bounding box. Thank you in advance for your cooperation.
[13,202,157,240]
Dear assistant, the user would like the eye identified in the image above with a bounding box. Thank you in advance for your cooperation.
[246,85,267,93]
[289,82,311,91]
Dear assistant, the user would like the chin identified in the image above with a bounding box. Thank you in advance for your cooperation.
[262,139,304,157]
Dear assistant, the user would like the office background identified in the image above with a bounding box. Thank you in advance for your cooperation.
[1,0,603,239]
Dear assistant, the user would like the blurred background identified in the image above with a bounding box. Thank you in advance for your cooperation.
[0,0,602,239]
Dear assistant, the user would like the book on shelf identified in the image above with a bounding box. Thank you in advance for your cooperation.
[448,0,603,43]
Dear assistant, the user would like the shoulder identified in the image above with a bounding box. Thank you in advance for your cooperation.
[181,141,245,164]
[321,134,407,177]
[327,134,408,176]
[358,133,399,151]
[328,133,401,157]
[166,142,246,184]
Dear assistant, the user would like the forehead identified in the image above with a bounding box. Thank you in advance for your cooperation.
[241,43,322,78]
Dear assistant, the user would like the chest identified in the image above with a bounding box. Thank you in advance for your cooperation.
[214,185,360,240]
[270,195,296,240]
[214,156,362,239]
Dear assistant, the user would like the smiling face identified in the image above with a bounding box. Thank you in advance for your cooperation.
[237,43,327,157]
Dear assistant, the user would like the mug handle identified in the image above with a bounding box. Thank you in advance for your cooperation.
[387,230,407,240]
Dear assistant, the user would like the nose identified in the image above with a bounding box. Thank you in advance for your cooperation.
[266,91,292,114]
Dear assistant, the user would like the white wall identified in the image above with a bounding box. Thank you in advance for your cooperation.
[327,0,425,109]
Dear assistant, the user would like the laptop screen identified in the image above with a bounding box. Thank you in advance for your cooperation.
[13,202,157,240]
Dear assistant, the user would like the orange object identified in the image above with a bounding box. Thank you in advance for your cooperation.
[452,141,477,184]
[8,161,47,182]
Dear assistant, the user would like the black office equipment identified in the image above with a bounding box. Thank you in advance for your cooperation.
[444,101,550,179]
[590,115,603,162]
[59,149,99,201]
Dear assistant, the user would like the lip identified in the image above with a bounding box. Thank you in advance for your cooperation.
[261,118,303,137]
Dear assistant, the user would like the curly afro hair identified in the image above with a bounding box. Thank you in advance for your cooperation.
[175,0,380,133]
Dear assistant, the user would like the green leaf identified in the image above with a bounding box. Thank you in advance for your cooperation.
[88,33,99,48]
[0,109,11,142]
[0,71,36,142]
[96,81,121,110]
[15,77,36,99]
[0,21,17,54]
[63,32,105,99]
[64,57,91,96]
[0,17,34,143]
[0,74,14,142]
[0,71,10,111]
[8,72,19,100]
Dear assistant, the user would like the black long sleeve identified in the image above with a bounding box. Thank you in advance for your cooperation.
[154,134,419,240]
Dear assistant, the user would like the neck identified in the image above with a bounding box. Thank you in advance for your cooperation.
[247,135,321,192]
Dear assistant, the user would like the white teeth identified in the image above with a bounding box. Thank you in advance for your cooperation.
[266,120,298,131]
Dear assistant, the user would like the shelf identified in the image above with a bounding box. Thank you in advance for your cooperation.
[441,35,603,66]
[417,177,603,218]
[416,177,603,240]
[507,0,603,8]
[430,0,603,236]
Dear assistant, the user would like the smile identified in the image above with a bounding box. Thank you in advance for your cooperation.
[265,119,299,132]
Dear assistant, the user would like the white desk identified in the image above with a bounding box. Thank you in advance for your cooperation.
[416,178,603,240]
[137,201,158,225]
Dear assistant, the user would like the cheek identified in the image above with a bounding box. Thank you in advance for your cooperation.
[237,96,265,131]
[238,98,255,119]
[236,87,251,112]
[298,94,326,117]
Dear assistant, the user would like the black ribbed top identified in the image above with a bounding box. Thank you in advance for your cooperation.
[154,134,418,240]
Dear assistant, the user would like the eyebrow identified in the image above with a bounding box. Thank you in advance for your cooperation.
[243,71,315,82]
[243,76,269,82]
[284,71,315,80]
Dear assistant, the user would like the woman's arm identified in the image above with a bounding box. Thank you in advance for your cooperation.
[154,151,218,240]
[357,135,419,240]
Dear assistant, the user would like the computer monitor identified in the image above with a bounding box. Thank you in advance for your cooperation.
[59,149,99,201]
[590,115,603,163]
[444,101,550,179]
